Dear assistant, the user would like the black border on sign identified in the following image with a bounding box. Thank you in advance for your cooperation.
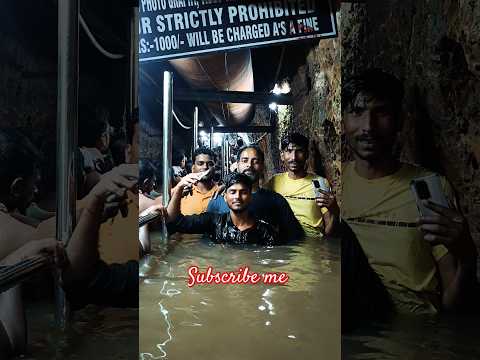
[139,0,338,62]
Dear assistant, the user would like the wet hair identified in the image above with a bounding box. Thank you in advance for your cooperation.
[193,147,216,163]
[78,105,109,148]
[0,128,41,197]
[280,133,309,151]
[342,68,404,114]
[127,107,139,145]
[224,172,253,192]
[236,144,265,163]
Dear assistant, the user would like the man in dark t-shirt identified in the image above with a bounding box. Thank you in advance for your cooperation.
[207,145,304,242]
[144,173,278,246]
[174,211,277,246]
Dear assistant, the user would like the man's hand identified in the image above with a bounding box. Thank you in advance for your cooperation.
[86,164,138,221]
[89,164,138,201]
[139,204,168,222]
[178,173,201,187]
[418,200,476,262]
[315,189,339,215]
[174,173,202,197]
[0,238,62,266]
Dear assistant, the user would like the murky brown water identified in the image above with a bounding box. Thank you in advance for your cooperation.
[139,233,341,360]
[343,314,480,360]
[14,300,138,360]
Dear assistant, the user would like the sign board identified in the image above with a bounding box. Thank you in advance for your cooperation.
[139,0,337,62]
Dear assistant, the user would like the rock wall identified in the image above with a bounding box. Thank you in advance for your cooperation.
[0,31,57,142]
[272,13,342,192]
[341,1,480,254]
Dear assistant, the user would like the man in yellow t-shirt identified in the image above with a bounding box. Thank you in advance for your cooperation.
[176,147,218,215]
[342,162,454,313]
[341,69,477,321]
[266,133,338,236]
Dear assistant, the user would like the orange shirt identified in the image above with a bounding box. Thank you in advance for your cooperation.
[180,184,219,215]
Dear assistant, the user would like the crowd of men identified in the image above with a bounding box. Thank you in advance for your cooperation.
[140,133,338,245]
[141,68,479,331]
[0,109,140,357]
[1,68,479,357]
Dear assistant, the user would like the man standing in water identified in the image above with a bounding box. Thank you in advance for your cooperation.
[0,128,139,357]
[207,145,304,242]
[173,147,219,215]
[144,172,278,246]
[266,133,338,236]
[341,69,477,320]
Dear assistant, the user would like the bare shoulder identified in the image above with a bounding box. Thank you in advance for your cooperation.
[0,212,36,260]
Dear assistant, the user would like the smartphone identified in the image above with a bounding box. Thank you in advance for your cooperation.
[410,174,449,216]
[182,167,215,197]
[312,178,330,197]
[198,167,215,181]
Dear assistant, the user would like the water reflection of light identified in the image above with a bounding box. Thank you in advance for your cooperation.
[139,301,173,360]
[160,279,181,297]
[179,322,203,327]
[156,302,173,358]
[258,288,276,316]
[140,233,341,359]
[262,289,273,297]
[265,299,275,315]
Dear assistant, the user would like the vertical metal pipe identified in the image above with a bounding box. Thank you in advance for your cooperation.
[193,106,199,150]
[129,6,139,113]
[226,140,230,175]
[221,137,226,179]
[209,126,214,149]
[56,0,79,328]
[162,72,173,244]
[162,71,173,205]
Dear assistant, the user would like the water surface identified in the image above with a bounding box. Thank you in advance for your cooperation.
[343,313,480,359]
[16,300,138,359]
[140,233,341,360]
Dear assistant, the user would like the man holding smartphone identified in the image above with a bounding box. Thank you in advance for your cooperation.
[341,69,477,321]
[142,172,278,246]
[172,147,219,216]
[207,144,305,243]
[266,133,339,236]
